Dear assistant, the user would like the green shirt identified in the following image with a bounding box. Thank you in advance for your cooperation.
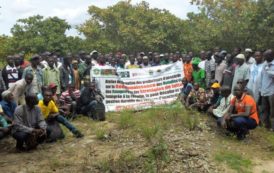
[192,69,206,88]
[78,62,88,79]
[42,67,61,94]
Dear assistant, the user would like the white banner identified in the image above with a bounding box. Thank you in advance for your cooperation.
[91,61,184,112]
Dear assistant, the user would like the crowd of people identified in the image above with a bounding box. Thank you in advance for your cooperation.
[180,48,274,140]
[0,47,273,151]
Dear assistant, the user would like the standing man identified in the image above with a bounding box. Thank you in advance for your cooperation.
[78,55,92,79]
[205,51,215,88]
[214,53,227,84]
[42,56,61,95]
[247,51,264,103]
[245,48,255,67]
[22,55,43,94]
[260,49,274,130]
[2,55,20,88]
[60,55,75,92]
[231,54,250,92]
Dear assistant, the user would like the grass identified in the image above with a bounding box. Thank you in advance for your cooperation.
[215,151,252,173]
[95,128,108,141]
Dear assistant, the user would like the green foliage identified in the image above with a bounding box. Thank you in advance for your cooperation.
[9,15,86,55]
[144,138,170,173]
[139,124,161,142]
[95,128,108,141]
[118,110,135,129]
[79,1,185,53]
[215,151,252,173]
[0,35,13,61]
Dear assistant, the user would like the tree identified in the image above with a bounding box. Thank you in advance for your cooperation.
[10,15,71,54]
[186,0,258,52]
[79,1,186,53]
[0,35,13,62]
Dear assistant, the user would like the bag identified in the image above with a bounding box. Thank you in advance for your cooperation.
[93,102,106,121]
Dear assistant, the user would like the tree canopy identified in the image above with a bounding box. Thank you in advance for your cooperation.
[1,0,274,59]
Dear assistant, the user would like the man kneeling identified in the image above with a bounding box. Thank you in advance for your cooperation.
[38,89,83,138]
[12,94,47,151]
[218,84,259,140]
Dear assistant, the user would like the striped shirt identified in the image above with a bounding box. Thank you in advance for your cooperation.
[59,89,81,105]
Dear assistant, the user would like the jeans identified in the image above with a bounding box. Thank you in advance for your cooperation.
[55,115,77,134]
[262,94,274,129]
[218,116,257,137]
[81,100,97,116]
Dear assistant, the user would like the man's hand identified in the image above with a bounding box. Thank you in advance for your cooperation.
[32,129,46,137]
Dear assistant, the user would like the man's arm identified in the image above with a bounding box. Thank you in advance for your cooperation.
[36,107,47,130]
[13,107,33,133]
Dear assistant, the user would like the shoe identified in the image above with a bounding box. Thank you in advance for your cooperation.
[73,130,84,138]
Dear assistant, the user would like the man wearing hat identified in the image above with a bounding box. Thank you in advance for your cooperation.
[22,54,43,94]
[245,48,255,67]
[140,56,151,68]
[0,90,16,122]
[231,54,250,92]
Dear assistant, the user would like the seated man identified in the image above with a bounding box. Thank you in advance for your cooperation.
[218,84,259,140]
[59,84,81,119]
[208,86,233,118]
[78,82,105,120]
[179,77,193,105]
[209,82,222,106]
[12,94,47,151]
[186,83,208,112]
[0,91,17,123]
[38,89,83,138]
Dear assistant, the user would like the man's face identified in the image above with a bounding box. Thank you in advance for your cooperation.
[25,76,33,84]
[233,86,243,98]
[48,57,55,68]
[7,57,14,65]
[8,93,14,101]
[245,51,252,58]
[44,92,53,103]
[194,84,199,90]
[68,86,75,93]
[143,58,149,65]
[254,52,263,64]
[182,78,187,85]
[90,83,96,90]
[236,58,244,65]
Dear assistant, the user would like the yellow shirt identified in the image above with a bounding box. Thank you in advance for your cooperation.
[38,100,59,119]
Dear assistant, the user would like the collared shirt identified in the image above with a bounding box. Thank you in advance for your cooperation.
[0,100,17,119]
[230,94,259,124]
[43,67,61,94]
[8,79,33,104]
[22,66,43,94]
[12,105,47,134]
[247,62,264,102]
[260,60,274,96]
[215,61,227,84]
[38,100,59,119]
[231,63,250,91]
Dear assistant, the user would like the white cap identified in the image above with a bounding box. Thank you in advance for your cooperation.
[236,54,245,60]
[90,50,98,55]
[245,48,253,53]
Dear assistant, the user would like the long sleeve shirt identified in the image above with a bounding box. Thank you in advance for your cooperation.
[260,60,274,96]
[8,79,33,104]
[42,67,61,94]
[12,105,47,134]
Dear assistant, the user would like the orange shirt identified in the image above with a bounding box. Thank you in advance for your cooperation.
[184,63,193,82]
[230,94,259,124]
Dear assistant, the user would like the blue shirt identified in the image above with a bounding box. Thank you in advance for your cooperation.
[0,100,17,119]
[260,60,274,96]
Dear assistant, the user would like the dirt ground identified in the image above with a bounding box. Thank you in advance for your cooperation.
[1,110,274,173]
